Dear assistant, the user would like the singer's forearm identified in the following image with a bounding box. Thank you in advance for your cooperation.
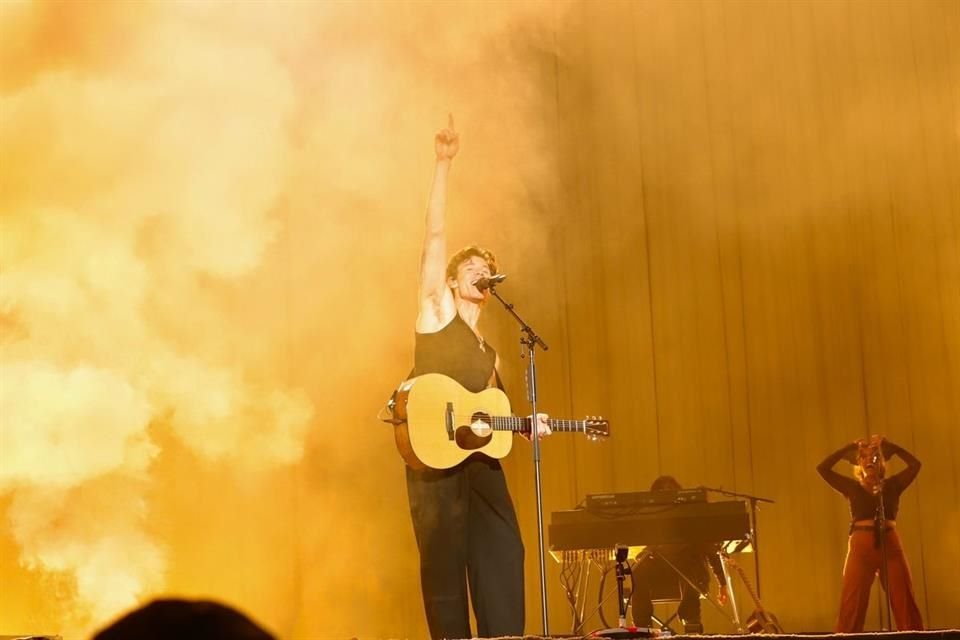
[419,160,450,298]
[817,442,857,475]
[817,442,858,495]
[887,440,921,469]
[424,159,450,238]
[883,439,922,488]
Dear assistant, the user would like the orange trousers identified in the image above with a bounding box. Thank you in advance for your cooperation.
[835,528,923,632]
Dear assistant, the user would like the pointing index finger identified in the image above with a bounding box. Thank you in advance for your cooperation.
[448,113,455,131]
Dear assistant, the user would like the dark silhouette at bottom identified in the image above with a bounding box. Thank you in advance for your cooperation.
[92,598,276,640]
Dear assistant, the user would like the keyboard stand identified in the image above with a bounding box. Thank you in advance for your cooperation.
[642,548,744,633]
[558,547,746,635]
[558,549,613,635]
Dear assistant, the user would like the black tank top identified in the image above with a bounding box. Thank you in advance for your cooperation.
[415,314,497,393]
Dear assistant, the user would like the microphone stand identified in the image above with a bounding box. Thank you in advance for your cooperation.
[699,486,774,598]
[875,479,894,630]
[488,283,551,635]
[613,545,630,629]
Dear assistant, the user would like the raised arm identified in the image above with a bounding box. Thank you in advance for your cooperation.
[417,115,459,334]
[882,439,922,489]
[817,441,859,495]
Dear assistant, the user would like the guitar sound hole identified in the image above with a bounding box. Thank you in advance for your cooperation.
[454,413,494,450]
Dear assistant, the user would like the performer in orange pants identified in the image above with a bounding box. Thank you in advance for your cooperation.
[818,436,924,632]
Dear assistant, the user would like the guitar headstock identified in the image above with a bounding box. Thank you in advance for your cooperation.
[584,416,610,441]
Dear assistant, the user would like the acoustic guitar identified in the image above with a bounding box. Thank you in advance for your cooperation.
[391,373,610,470]
[724,555,784,634]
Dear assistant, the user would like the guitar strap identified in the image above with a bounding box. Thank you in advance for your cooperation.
[378,368,505,425]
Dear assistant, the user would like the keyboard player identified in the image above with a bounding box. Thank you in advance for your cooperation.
[630,476,729,634]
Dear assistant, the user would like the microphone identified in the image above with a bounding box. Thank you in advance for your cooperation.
[474,274,507,291]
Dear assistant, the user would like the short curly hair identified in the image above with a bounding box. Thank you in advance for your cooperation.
[445,245,499,281]
[650,475,682,491]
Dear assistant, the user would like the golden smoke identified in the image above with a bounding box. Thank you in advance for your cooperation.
[1,0,564,636]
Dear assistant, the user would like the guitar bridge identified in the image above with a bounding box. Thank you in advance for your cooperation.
[445,402,455,440]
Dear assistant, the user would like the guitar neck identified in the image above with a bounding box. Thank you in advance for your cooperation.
[490,416,590,433]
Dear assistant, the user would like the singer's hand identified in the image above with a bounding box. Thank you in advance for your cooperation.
[522,413,551,440]
[435,113,459,162]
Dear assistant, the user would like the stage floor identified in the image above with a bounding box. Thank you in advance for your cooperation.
[513,631,960,640]
[3,630,959,640]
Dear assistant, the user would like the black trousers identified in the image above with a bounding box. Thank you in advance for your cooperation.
[630,552,708,629]
[406,457,525,640]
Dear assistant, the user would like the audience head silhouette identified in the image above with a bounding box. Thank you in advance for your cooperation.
[92,598,276,640]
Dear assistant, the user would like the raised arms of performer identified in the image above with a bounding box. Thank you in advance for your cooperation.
[417,114,459,335]
[416,115,503,383]
[816,441,860,494]
[817,436,921,492]
[880,438,922,489]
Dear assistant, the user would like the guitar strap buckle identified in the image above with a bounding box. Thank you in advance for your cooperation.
[377,394,403,425]
[379,368,416,426]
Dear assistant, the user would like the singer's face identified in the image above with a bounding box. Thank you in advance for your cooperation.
[450,255,492,300]
[857,444,885,481]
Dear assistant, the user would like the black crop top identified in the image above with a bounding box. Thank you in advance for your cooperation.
[816,441,921,522]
